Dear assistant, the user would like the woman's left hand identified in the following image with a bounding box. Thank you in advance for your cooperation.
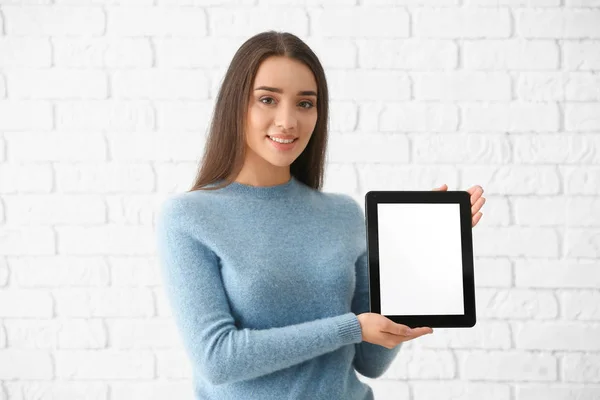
[432,184,485,228]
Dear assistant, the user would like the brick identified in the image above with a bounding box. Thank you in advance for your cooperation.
[381,349,456,379]
[477,288,558,319]
[461,350,557,381]
[54,37,152,68]
[107,6,206,36]
[312,8,409,37]
[565,228,600,258]
[4,132,106,162]
[323,163,358,194]
[327,133,409,163]
[357,164,459,192]
[463,40,558,70]
[8,69,107,99]
[413,134,510,163]
[413,382,510,400]
[514,321,600,351]
[54,288,154,318]
[376,102,459,132]
[517,386,600,400]
[107,132,206,161]
[155,349,192,378]
[5,194,106,226]
[55,350,154,379]
[566,73,600,101]
[417,320,511,349]
[3,320,56,348]
[517,10,600,38]
[106,195,162,226]
[415,9,511,38]
[471,227,559,257]
[0,36,52,68]
[57,319,106,349]
[155,100,212,132]
[0,101,52,131]
[0,290,53,318]
[209,8,307,37]
[54,163,154,193]
[112,70,209,100]
[358,39,457,69]
[563,354,600,382]
[562,290,600,321]
[513,134,600,164]
[566,197,600,227]
[155,37,258,68]
[329,101,358,132]
[473,257,512,287]
[107,318,179,349]
[562,166,600,194]
[110,257,161,287]
[563,40,600,70]
[11,256,109,287]
[414,71,511,101]
[56,100,155,132]
[0,350,53,379]
[462,103,560,132]
[462,166,560,195]
[3,6,104,35]
[327,70,410,101]
[4,382,106,400]
[513,196,567,226]
[304,38,357,69]
[0,258,8,287]
[155,162,198,194]
[0,227,55,255]
[565,103,600,131]
[111,382,194,400]
[516,259,600,288]
[56,225,155,255]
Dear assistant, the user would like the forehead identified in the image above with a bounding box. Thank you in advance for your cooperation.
[253,56,317,91]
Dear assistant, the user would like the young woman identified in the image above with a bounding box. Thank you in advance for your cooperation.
[155,30,485,400]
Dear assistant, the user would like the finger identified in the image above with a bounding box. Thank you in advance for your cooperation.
[469,187,484,205]
[467,185,484,199]
[471,196,486,216]
[472,212,483,227]
[382,323,412,336]
[404,327,434,341]
[433,184,447,191]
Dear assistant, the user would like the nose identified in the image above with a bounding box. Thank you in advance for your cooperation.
[275,102,297,131]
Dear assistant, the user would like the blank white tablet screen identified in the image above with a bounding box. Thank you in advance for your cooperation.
[377,203,464,315]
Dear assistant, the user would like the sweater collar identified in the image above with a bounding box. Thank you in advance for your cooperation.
[216,175,300,199]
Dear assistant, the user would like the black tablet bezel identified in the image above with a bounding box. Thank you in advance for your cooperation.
[365,190,476,328]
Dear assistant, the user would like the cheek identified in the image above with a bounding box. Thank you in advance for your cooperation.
[247,106,271,132]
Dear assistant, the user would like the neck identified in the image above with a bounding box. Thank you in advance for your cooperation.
[234,168,291,187]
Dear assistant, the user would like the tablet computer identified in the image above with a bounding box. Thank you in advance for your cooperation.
[365,190,476,328]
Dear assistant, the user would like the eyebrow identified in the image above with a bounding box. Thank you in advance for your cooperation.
[254,86,317,97]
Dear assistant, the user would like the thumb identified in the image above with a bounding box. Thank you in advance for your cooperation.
[433,184,448,191]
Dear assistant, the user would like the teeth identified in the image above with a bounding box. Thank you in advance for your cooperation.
[269,136,295,144]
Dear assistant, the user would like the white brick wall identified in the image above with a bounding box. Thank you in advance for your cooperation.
[0,1,598,399]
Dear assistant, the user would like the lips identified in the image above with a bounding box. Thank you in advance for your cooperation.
[267,134,297,140]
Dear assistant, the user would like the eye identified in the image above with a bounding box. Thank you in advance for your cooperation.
[299,101,314,109]
[259,97,314,109]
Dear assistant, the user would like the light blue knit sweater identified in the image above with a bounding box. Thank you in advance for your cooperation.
[154,175,401,399]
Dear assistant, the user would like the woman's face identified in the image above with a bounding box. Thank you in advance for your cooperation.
[243,56,319,174]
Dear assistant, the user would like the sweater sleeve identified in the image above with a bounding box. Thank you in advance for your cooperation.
[154,198,363,386]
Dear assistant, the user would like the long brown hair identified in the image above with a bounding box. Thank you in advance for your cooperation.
[187,30,330,192]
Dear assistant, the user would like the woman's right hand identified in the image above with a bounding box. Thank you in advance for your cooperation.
[356,313,433,349]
